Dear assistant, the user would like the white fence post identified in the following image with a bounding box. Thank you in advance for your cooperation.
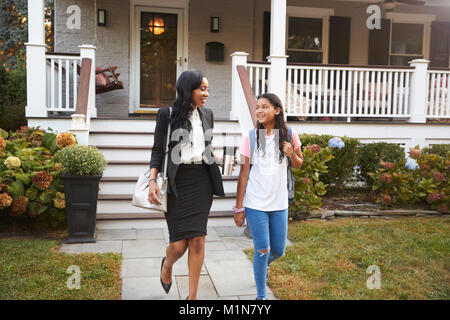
[79,45,97,120]
[268,0,288,120]
[408,59,429,123]
[230,52,249,126]
[25,0,47,118]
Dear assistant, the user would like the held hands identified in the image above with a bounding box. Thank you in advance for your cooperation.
[147,180,162,205]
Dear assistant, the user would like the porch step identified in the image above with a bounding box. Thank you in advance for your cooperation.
[89,130,242,147]
[99,176,238,194]
[96,193,236,219]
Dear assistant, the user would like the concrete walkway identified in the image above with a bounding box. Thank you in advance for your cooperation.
[59,217,290,300]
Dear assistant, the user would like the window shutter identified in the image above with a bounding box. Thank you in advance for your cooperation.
[263,11,271,61]
[328,16,351,64]
[430,21,450,68]
[368,19,390,65]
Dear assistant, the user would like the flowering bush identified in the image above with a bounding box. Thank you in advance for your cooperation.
[290,143,334,218]
[300,134,360,188]
[0,126,70,226]
[368,145,448,213]
[54,144,107,176]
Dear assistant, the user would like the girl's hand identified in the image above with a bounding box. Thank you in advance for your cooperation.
[147,180,162,205]
[282,141,295,158]
[234,212,245,227]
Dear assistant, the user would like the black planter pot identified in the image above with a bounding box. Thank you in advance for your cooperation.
[61,175,102,244]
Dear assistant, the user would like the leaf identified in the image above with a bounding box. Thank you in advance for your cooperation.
[38,205,48,216]
[7,180,25,198]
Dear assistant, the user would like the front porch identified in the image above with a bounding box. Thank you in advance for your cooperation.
[25,0,450,149]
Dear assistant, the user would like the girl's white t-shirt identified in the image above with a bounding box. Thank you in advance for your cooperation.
[239,129,301,211]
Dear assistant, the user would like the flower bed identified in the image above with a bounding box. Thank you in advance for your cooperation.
[0,126,77,226]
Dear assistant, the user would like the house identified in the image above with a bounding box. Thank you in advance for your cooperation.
[25,0,450,219]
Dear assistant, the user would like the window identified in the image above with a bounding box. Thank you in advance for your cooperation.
[390,23,423,66]
[287,17,323,63]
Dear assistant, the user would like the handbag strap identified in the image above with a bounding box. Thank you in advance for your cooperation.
[162,107,172,180]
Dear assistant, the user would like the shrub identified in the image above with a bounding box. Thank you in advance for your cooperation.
[358,142,406,185]
[299,134,360,187]
[290,143,334,218]
[0,126,67,226]
[368,146,448,212]
[54,144,107,176]
[0,54,27,132]
[422,144,450,158]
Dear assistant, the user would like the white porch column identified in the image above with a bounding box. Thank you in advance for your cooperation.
[25,0,47,117]
[230,52,249,122]
[408,59,429,123]
[79,45,97,120]
[268,0,288,117]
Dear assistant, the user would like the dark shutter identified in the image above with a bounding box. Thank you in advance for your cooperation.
[430,21,450,68]
[328,16,351,64]
[368,19,390,65]
[263,11,270,61]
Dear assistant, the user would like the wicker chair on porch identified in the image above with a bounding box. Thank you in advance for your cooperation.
[76,64,124,94]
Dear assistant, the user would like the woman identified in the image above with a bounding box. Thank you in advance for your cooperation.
[233,93,303,300]
[148,70,224,300]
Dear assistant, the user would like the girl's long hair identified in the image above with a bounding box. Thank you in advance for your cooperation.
[255,93,289,162]
[169,69,204,147]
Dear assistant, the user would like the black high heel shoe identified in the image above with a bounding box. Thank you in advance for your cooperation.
[160,257,172,294]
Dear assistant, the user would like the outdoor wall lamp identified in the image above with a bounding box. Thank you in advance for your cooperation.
[211,16,219,33]
[98,9,106,27]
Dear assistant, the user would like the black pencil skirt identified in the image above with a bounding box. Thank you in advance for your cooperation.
[165,162,213,243]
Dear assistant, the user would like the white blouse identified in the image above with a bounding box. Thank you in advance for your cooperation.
[180,108,206,164]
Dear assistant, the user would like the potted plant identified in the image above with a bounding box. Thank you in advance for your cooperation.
[54,138,107,243]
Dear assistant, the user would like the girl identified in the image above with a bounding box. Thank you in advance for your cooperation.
[148,70,224,300]
[233,93,303,300]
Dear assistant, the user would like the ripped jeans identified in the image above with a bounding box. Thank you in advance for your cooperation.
[245,207,288,299]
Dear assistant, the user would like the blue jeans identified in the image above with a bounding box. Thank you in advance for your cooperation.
[245,207,288,300]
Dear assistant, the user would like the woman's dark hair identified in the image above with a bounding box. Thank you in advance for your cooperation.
[255,93,289,162]
[169,69,205,146]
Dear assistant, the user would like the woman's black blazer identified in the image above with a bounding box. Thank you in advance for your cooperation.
[150,106,225,199]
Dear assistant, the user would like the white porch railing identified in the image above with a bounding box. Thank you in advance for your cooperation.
[45,53,81,112]
[231,52,450,124]
[427,69,450,119]
[285,64,414,119]
[247,61,270,99]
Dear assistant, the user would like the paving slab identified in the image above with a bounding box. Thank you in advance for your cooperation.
[205,241,228,251]
[121,276,180,300]
[205,227,222,241]
[59,240,122,254]
[204,250,257,297]
[175,275,218,300]
[136,228,165,240]
[96,229,136,241]
[215,226,247,237]
[221,237,254,250]
[122,239,166,258]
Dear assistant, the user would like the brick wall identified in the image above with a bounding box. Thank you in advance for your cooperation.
[55,0,130,117]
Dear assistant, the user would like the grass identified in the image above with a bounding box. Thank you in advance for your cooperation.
[0,238,122,300]
[245,216,450,300]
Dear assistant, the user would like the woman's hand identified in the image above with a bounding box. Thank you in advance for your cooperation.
[147,180,162,205]
[282,141,295,159]
[234,212,245,227]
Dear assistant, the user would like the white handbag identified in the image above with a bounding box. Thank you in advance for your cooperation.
[132,108,171,212]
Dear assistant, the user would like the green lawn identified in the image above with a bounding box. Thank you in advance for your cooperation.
[0,238,122,299]
[247,216,450,300]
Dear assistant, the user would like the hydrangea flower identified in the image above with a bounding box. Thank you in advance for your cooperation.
[4,156,21,169]
[328,137,345,149]
[405,158,419,170]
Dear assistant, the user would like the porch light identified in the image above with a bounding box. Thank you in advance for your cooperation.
[97,9,106,27]
[149,16,165,35]
[211,17,219,33]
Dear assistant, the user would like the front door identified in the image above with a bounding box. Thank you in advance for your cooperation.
[135,7,184,111]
